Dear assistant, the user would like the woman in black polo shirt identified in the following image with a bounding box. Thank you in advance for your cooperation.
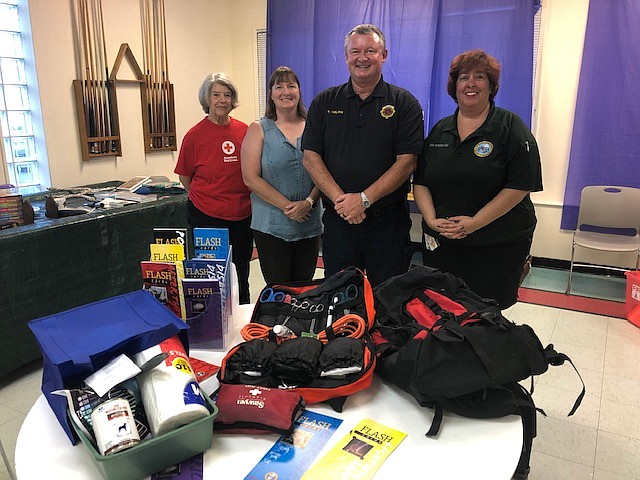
[413,49,542,309]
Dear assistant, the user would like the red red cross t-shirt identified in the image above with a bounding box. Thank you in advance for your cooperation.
[175,117,251,220]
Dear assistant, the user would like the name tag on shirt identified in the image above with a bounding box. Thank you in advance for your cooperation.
[424,233,439,251]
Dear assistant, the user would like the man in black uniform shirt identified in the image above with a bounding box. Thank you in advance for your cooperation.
[302,24,424,286]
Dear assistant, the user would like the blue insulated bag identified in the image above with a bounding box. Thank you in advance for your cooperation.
[29,289,188,444]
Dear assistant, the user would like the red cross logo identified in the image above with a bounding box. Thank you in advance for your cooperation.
[222,141,235,155]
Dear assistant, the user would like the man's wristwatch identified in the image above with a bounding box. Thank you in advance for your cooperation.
[360,191,371,209]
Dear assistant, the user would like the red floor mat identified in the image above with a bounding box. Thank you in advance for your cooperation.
[518,287,627,319]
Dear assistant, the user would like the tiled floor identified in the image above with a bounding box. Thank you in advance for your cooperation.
[1,263,639,479]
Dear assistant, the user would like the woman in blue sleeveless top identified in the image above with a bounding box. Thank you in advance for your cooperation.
[241,66,322,284]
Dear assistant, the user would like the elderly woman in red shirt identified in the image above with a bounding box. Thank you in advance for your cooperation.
[175,73,252,303]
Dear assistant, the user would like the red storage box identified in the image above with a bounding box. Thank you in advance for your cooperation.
[625,270,640,327]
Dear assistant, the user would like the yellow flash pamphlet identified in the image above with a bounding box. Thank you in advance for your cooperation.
[302,418,407,480]
[150,243,185,264]
[149,244,186,319]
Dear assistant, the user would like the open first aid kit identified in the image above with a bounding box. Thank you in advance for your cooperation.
[28,290,219,480]
[218,267,377,411]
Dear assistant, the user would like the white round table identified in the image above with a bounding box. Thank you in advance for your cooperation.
[16,304,523,479]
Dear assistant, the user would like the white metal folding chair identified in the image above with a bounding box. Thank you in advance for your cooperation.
[566,186,640,295]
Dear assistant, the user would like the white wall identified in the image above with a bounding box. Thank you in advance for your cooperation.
[530,0,588,261]
[27,0,263,189]
[229,0,267,123]
[27,0,634,266]
[530,0,635,267]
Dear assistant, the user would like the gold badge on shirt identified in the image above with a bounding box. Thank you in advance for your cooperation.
[380,105,396,119]
[474,141,493,157]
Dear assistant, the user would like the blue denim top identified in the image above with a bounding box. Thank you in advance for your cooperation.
[250,117,322,241]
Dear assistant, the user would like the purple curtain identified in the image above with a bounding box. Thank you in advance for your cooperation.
[561,0,640,230]
[266,0,539,133]
[428,1,538,128]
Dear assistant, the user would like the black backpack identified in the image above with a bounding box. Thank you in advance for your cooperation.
[371,265,585,478]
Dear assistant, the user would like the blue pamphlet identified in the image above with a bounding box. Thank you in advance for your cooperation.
[183,258,227,284]
[244,410,343,480]
[193,227,229,259]
[181,277,223,349]
[181,248,233,350]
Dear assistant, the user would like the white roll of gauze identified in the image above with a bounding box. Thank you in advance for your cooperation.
[134,336,210,436]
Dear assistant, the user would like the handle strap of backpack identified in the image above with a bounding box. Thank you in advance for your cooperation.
[417,293,474,323]
[544,345,585,416]
[424,384,547,438]
[430,321,499,377]
[425,403,443,437]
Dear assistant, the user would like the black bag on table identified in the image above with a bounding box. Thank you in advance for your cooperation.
[371,265,585,479]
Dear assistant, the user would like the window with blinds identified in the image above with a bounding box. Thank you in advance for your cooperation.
[533,6,541,96]
[256,29,266,118]
[531,4,542,130]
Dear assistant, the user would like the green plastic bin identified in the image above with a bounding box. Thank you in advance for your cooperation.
[72,395,218,480]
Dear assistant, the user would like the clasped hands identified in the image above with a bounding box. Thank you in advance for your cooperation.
[431,216,475,239]
[334,193,366,224]
[283,200,312,223]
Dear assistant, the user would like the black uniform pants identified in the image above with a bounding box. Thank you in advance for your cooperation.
[421,234,532,309]
[321,201,412,287]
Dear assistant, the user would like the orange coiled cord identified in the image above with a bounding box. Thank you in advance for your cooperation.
[240,314,367,345]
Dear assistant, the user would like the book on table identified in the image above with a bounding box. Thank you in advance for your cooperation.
[94,190,155,205]
[0,185,19,197]
[187,357,220,396]
[113,190,156,203]
[145,176,184,190]
[117,176,151,192]
[0,190,24,227]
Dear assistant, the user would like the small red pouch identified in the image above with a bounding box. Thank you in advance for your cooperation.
[214,384,305,434]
